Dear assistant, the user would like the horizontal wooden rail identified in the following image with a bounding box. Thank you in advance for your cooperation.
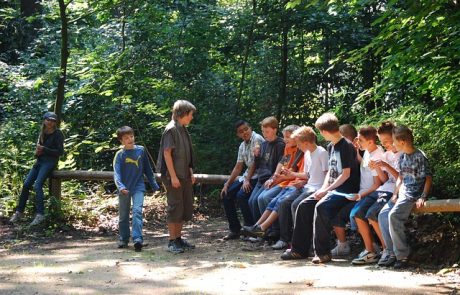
[49,170,229,199]
[49,170,460,213]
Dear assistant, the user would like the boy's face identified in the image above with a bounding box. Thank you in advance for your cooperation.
[236,124,252,142]
[357,134,371,151]
[180,111,194,126]
[392,136,404,152]
[120,133,135,149]
[262,126,277,141]
[319,130,333,141]
[378,133,396,152]
[294,138,308,152]
[283,131,296,147]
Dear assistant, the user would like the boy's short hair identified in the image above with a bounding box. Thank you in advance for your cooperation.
[234,120,249,130]
[117,126,134,141]
[359,126,378,142]
[377,121,395,135]
[291,126,316,143]
[282,125,300,134]
[393,125,414,144]
[339,124,358,142]
[315,113,339,132]
[172,100,196,120]
[260,116,279,129]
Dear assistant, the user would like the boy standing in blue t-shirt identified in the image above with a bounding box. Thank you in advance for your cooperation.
[113,126,160,252]
[378,125,432,269]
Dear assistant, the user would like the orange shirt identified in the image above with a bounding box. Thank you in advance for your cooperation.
[278,146,304,188]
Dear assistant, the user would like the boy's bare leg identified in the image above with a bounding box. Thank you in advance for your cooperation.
[168,222,183,240]
[333,226,347,243]
[260,211,279,231]
[369,219,386,249]
[356,218,375,252]
[257,210,271,225]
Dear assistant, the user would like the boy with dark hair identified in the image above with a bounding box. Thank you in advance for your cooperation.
[311,113,360,264]
[378,125,432,269]
[157,100,197,254]
[114,126,160,252]
[221,120,264,240]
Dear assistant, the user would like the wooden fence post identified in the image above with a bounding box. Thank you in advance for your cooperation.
[49,177,62,200]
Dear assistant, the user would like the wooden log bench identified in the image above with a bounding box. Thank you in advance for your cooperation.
[49,170,460,213]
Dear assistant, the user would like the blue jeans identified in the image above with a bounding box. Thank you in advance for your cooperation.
[17,158,56,215]
[379,196,415,259]
[257,185,282,214]
[248,183,265,222]
[222,179,257,232]
[119,191,145,243]
[266,186,298,212]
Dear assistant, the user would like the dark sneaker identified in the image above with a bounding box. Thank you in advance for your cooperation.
[223,231,240,240]
[117,241,128,249]
[272,240,288,250]
[168,240,184,254]
[280,249,307,260]
[178,238,195,250]
[393,259,409,269]
[312,254,332,264]
[243,224,265,238]
[134,241,143,252]
[378,250,396,267]
[9,212,23,223]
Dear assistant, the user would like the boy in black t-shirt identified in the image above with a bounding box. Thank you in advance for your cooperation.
[310,113,360,264]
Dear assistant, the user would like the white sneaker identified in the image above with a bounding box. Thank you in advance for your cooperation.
[351,249,379,265]
[30,214,45,226]
[331,241,351,257]
[9,212,23,223]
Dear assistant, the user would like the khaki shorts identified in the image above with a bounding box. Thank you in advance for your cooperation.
[162,177,194,223]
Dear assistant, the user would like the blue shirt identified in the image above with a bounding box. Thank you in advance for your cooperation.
[113,145,159,193]
[398,149,432,200]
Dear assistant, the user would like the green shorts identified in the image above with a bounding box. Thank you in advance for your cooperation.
[162,177,194,223]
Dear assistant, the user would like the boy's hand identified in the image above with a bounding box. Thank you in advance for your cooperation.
[242,179,252,192]
[416,198,425,209]
[171,176,181,188]
[221,183,229,198]
[121,189,129,196]
[313,189,328,200]
[264,178,273,189]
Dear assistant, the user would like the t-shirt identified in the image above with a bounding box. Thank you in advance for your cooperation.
[255,136,285,184]
[114,145,159,193]
[304,146,329,191]
[279,146,304,188]
[377,150,401,193]
[327,137,360,194]
[398,149,432,200]
[236,131,265,181]
[359,146,384,194]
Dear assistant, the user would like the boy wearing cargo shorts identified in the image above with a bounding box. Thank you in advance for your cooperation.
[158,100,197,254]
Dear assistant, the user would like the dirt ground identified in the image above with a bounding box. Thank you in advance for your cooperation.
[1,217,459,295]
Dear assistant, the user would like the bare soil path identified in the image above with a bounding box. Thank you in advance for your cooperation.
[1,218,459,295]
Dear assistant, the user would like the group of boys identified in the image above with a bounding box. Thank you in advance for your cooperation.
[221,113,432,269]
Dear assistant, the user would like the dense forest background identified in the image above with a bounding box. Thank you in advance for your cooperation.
[0,0,459,216]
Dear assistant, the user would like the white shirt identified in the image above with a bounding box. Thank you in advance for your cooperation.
[378,150,401,193]
[359,146,384,194]
[304,146,329,191]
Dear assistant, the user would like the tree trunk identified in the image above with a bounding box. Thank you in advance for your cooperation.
[54,0,69,121]
[277,1,289,120]
[237,0,257,115]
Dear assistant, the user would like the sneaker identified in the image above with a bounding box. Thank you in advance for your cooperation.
[168,240,184,254]
[272,240,288,250]
[378,251,396,267]
[242,224,265,238]
[312,253,332,264]
[134,241,143,252]
[351,249,379,265]
[178,237,195,250]
[30,214,45,226]
[117,240,129,248]
[280,249,307,260]
[223,231,240,240]
[9,212,23,223]
[331,241,351,257]
[248,237,262,243]
[393,258,408,269]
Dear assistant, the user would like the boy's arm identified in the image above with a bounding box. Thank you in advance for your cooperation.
[416,175,433,208]
[164,148,180,188]
[221,162,244,197]
[356,176,382,200]
[143,149,160,191]
[113,152,128,195]
[391,175,402,203]
[314,168,351,199]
